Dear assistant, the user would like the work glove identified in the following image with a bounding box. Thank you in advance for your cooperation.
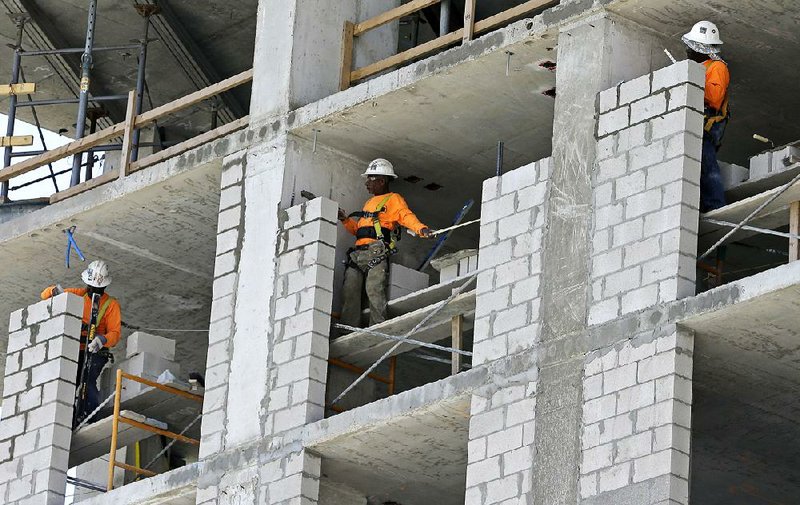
[87,334,107,353]
[53,284,64,296]
[338,208,348,222]
[419,228,432,238]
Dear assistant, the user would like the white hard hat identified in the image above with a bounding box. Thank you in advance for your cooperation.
[82,260,112,288]
[683,20,723,46]
[362,158,397,179]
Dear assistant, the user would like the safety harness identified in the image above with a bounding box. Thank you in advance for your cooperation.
[81,294,115,350]
[347,194,400,271]
[703,60,730,134]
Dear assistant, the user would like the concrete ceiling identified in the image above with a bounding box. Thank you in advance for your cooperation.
[682,282,800,503]
[0,0,255,139]
[312,392,471,505]
[0,159,221,391]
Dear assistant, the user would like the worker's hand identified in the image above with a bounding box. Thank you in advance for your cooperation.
[338,208,348,222]
[87,335,106,353]
[52,284,64,296]
[419,228,433,238]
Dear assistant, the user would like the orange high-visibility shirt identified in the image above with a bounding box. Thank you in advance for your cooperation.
[41,286,122,348]
[342,193,428,246]
[703,60,729,112]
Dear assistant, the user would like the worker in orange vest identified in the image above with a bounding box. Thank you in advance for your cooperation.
[42,260,121,427]
[682,20,730,212]
[338,159,431,328]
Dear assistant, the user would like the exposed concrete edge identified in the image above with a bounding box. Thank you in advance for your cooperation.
[286,0,619,135]
[80,462,200,505]
[304,366,489,447]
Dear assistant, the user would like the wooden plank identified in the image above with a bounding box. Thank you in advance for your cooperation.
[130,116,249,173]
[113,461,157,477]
[0,82,36,96]
[136,69,253,128]
[364,275,473,319]
[353,0,440,36]
[49,170,117,204]
[790,201,800,262]
[119,90,138,179]
[472,0,556,34]
[351,30,463,82]
[0,135,33,147]
[119,416,200,445]
[0,124,124,182]
[340,21,355,91]
[463,0,476,42]
[451,314,463,375]
[69,410,165,467]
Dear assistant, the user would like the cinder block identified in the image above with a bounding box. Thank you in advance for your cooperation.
[612,219,644,249]
[466,456,501,487]
[301,242,337,271]
[498,209,534,241]
[615,171,646,200]
[31,359,77,388]
[596,154,627,184]
[218,186,241,211]
[213,273,238,300]
[579,473,598,499]
[598,463,631,493]
[216,229,239,256]
[718,161,750,190]
[46,337,80,363]
[304,197,339,223]
[26,402,72,431]
[49,293,84,318]
[583,394,616,425]
[214,251,237,278]
[619,74,651,105]
[632,449,671,482]
[9,309,24,333]
[598,106,629,137]
[4,371,30,397]
[388,263,429,298]
[286,220,336,250]
[41,381,75,408]
[217,206,241,232]
[5,352,21,376]
[594,203,624,232]
[517,181,547,211]
[1,397,15,420]
[482,193,516,223]
[485,474,519,503]
[598,413,633,446]
[35,315,82,344]
[651,60,706,91]
[603,363,637,394]
[482,176,501,202]
[220,160,244,188]
[599,86,618,113]
[297,288,333,316]
[501,163,537,195]
[118,352,181,401]
[16,387,41,413]
[7,328,33,355]
[629,141,665,172]
[668,83,704,112]
[651,108,703,141]
[630,93,667,124]
[621,284,659,314]
[26,299,52,325]
[616,431,653,463]
[588,298,620,326]
[7,477,32,501]
[33,467,67,496]
[0,414,25,441]
[581,443,613,473]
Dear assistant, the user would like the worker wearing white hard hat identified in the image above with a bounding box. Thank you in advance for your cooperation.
[337,159,432,329]
[682,20,730,212]
[41,260,122,427]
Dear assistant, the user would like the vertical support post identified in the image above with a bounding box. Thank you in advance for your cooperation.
[119,90,138,179]
[2,51,21,201]
[451,314,463,375]
[339,21,355,91]
[790,201,800,262]
[496,141,504,177]
[84,109,101,180]
[463,0,476,43]
[70,0,99,187]
[131,8,154,162]
[108,369,123,491]
[388,356,397,395]
[439,0,451,36]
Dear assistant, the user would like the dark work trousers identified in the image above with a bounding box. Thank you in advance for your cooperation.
[73,350,109,428]
[700,121,727,212]
[340,241,389,328]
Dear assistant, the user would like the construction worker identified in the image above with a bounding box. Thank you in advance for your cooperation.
[41,260,121,427]
[338,159,431,328]
[682,20,730,212]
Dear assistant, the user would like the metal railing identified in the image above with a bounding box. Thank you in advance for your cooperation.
[339,0,556,90]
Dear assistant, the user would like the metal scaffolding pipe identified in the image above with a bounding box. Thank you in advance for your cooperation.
[19,44,139,57]
[131,14,152,162]
[439,0,451,35]
[16,95,128,107]
[70,0,98,187]
[2,51,22,200]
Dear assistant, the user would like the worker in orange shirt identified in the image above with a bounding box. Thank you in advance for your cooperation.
[41,260,121,427]
[682,20,730,212]
[338,159,431,328]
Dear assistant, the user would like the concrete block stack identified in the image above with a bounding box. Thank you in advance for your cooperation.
[118,332,180,402]
[431,249,478,284]
[473,158,550,365]
[266,196,336,435]
[464,377,537,505]
[0,293,83,504]
[197,152,247,460]
[590,60,704,326]
[579,325,693,504]
[387,263,429,300]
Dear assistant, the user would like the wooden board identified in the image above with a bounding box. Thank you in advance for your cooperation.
[0,83,36,96]
[332,290,475,367]
[69,410,166,468]
[118,90,138,178]
[367,274,476,319]
[340,22,355,91]
[463,0,477,42]
[353,0,439,35]
[0,135,33,147]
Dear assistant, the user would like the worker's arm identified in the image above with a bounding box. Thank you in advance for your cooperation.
[339,209,358,236]
[704,61,729,112]
[41,286,86,299]
[391,194,429,236]
[101,300,122,348]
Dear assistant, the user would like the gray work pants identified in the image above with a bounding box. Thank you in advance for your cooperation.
[340,241,389,328]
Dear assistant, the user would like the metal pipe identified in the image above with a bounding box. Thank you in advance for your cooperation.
[10,167,72,191]
[410,12,420,46]
[85,112,99,180]
[496,140,504,177]
[439,0,451,35]
[70,0,98,187]
[131,14,151,162]
[2,51,22,200]
[702,218,800,241]
[16,95,128,107]
[19,44,139,57]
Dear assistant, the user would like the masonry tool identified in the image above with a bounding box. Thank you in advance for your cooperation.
[429,218,481,237]
[664,48,677,64]
[418,199,475,271]
[300,190,317,200]
[64,225,86,268]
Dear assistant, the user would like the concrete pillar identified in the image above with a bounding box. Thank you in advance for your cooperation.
[532,13,668,505]
[250,0,399,120]
[0,293,83,504]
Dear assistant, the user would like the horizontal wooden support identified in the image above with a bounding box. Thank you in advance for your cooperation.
[472,0,555,34]
[354,0,440,36]
[0,135,33,147]
[119,416,200,446]
[0,83,36,96]
[113,461,157,477]
[49,170,117,204]
[121,371,204,403]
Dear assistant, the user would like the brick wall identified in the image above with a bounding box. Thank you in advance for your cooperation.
[589,60,705,326]
[579,325,693,504]
[474,159,550,365]
[0,293,83,504]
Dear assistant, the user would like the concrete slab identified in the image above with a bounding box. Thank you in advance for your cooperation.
[69,410,166,468]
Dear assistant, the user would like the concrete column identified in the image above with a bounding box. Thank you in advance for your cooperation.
[533,13,667,505]
[250,0,399,120]
[0,293,83,504]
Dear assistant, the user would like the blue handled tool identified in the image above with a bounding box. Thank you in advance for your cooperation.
[64,226,86,268]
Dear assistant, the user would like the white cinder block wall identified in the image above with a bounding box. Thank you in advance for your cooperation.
[590,60,705,326]
[0,293,83,504]
[465,160,550,505]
